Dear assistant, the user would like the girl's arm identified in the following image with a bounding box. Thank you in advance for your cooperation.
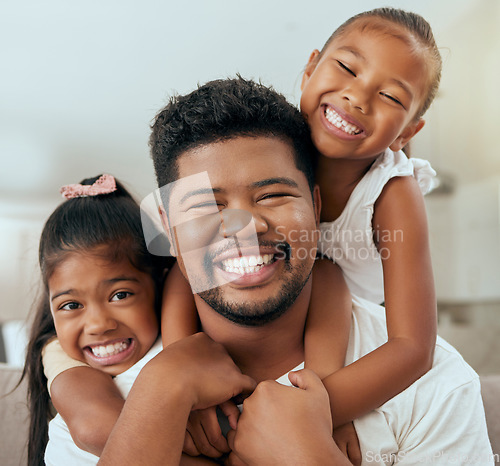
[304,258,352,380]
[162,261,199,347]
[322,175,436,427]
[50,366,123,456]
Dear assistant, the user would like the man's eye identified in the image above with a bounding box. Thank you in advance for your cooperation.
[60,302,82,311]
[111,291,132,302]
[259,193,290,201]
[381,93,404,108]
[337,60,356,77]
[188,202,220,211]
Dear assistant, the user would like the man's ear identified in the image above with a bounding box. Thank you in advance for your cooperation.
[313,184,321,227]
[300,50,320,91]
[389,118,425,152]
[158,205,177,257]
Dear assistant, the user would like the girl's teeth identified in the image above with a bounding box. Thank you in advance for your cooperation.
[324,107,361,135]
[91,340,129,358]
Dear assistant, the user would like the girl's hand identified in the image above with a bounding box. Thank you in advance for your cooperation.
[183,403,240,458]
[333,422,361,466]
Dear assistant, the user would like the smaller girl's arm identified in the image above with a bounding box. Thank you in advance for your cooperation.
[161,262,199,347]
[50,366,124,456]
[304,258,352,380]
[323,175,437,427]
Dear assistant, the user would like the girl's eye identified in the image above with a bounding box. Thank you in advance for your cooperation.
[337,60,356,77]
[60,302,82,311]
[111,291,132,302]
[381,93,404,108]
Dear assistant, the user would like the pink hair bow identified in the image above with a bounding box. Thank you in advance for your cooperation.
[60,174,117,199]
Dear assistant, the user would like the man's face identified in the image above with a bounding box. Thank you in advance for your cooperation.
[166,136,320,326]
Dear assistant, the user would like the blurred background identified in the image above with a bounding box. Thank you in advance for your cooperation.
[0,0,499,372]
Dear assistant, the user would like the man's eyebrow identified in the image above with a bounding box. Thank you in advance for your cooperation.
[179,187,220,204]
[250,177,299,189]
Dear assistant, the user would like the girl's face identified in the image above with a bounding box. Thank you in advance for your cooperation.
[300,19,428,161]
[48,247,158,377]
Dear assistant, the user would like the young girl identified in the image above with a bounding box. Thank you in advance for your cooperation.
[21,174,168,465]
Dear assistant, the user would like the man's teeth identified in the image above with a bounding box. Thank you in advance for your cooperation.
[221,254,274,275]
[90,340,129,358]
[325,107,361,135]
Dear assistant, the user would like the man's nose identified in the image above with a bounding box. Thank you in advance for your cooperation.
[219,209,268,237]
[84,306,118,335]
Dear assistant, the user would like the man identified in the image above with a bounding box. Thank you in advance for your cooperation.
[100,77,493,465]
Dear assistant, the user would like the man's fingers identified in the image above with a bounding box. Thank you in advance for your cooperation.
[187,419,223,458]
[226,429,236,452]
[287,368,323,390]
[183,430,200,457]
[219,401,241,430]
[200,411,230,454]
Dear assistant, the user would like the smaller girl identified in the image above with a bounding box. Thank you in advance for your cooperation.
[21,174,167,465]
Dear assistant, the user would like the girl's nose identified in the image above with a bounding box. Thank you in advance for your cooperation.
[84,306,118,335]
[343,85,370,114]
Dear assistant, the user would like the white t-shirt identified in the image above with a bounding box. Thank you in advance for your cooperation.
[44,339,163,466]
[277,296,494,465]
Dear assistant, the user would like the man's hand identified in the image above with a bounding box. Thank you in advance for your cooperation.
[226,369,350,465]
[333,422,361,466]
[151,333,256,411]
[184,403,240,458]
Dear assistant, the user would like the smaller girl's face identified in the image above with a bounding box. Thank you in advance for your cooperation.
[300,20,428,161]
[48,248,158,377]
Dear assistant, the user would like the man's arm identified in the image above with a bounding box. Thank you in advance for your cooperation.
[98,333,256,465]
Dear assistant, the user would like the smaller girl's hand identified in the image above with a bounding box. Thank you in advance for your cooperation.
[184,402,241,458]
[333,422,361,466]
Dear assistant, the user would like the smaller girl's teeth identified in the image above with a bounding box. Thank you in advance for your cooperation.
[91,340,129,358]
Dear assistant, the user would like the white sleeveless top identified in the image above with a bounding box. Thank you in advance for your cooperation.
[318,148,436,304]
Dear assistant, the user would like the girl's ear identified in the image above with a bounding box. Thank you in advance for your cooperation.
[389,118,425,152]
[300,50,320,91]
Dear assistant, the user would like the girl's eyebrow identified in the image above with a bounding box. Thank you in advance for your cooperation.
[51,289,74,301]
[337,46,365,61]
[50,277,140,301]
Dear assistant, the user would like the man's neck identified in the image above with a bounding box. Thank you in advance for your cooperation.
[194,278,311,383]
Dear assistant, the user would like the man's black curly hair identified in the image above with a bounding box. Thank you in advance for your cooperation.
[149,76,317,194]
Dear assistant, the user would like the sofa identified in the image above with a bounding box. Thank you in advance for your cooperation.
[1,363,499,465]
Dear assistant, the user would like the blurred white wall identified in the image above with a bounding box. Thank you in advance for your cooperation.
[1,0,497,323]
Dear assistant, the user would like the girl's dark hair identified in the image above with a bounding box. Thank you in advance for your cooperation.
[319,7,442,119]
[20,175,167,465]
